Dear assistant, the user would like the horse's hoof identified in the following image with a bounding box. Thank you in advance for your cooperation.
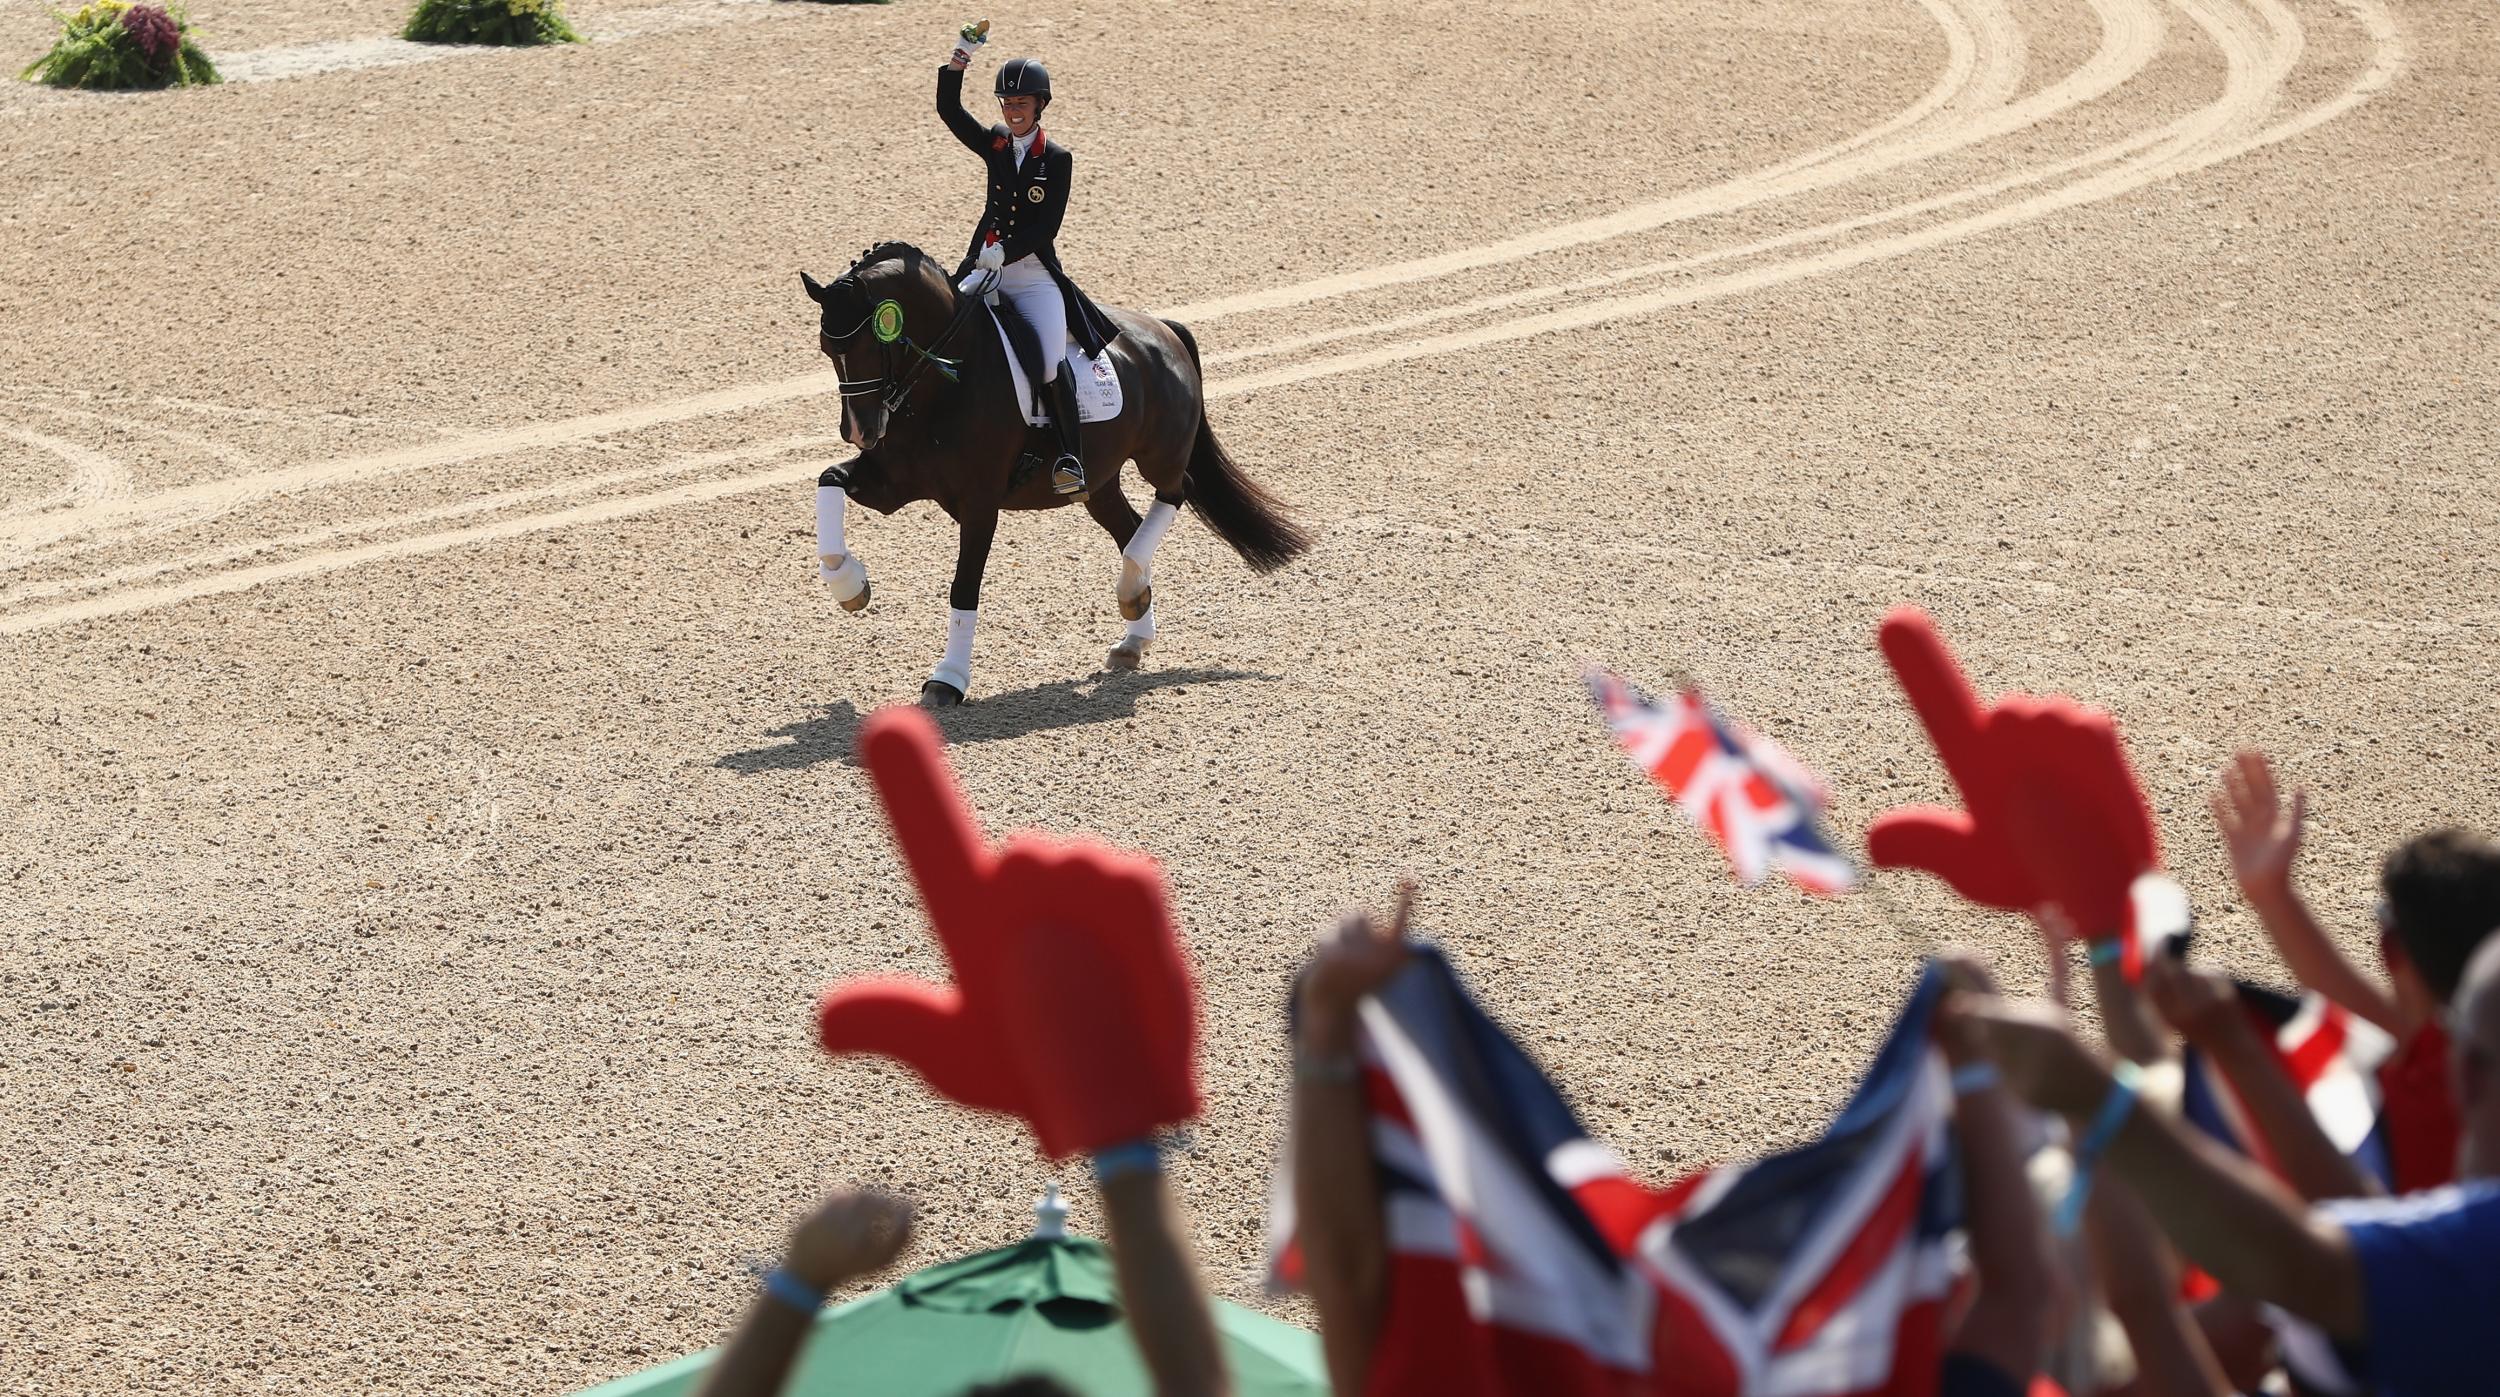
[1118,584,1152,622]
[1106,639,1147,672]
[919,680,965,709]
[821,556,870,612]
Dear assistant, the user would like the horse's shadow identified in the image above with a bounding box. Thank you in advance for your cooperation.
[716,666,1277,773]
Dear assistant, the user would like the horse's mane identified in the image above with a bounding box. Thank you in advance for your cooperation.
[842,241,927,280]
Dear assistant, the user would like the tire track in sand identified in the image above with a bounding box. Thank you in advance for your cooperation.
[0,0,2015,563]
[0,436,838,611]
[1205,0,2216,374]
[0,0,2403,636]
[0,373,840,558]
[1163,0,2031,324]
[1207,0,2352,402]
[0,425,133,521]
[1207,0,2168,371]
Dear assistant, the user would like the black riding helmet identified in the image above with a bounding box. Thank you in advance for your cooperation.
[995,56,1051,108]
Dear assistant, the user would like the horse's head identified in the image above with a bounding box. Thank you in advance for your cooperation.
[801,242,955,452]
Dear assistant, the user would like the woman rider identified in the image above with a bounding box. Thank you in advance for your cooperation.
[941,20,1121,496]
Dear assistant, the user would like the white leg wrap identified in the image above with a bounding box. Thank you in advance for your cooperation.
[929,607,977,694]
[815,485,849,558]
[1124,500,1179,569]
[1121,499,1179,601]
[1123,609,1155,645]
[815,486,870,606]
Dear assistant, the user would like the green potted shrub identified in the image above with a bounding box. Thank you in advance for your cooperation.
[22,0,219,89]
[401,0,581,45]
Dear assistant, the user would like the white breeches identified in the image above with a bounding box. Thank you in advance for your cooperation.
[996,256,1068,381]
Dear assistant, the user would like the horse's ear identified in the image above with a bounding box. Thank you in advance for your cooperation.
[800,271,826,303]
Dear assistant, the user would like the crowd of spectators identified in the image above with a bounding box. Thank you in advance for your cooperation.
[693,737,2500,1397]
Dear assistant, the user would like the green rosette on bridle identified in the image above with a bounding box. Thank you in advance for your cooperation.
[874,298,963,383]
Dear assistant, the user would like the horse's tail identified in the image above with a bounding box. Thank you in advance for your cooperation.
[1163,318,1311,574]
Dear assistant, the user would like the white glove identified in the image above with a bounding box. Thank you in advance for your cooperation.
[956,268,993,298]
[975,239,1005,272]
[945,19,986,69]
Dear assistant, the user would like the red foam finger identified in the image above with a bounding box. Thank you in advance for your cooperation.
[1991,704,2150,940]
[2074,713,2159,872]
[1877,607,1990,786]
[859,706,994,944]
[987,843,1199,1157]
[1868,806,2035,910]
[1087,856,1199,1120]
[817,977,1025,1117]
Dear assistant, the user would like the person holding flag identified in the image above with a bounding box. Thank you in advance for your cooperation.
[1953,934,2500,1397]
[1275,880,2066,1397]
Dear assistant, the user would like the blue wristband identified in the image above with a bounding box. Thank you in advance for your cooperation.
[1091,1138,1162,1184]
[2054,1060,2143,1236]
[2087,939,2124,968]
[1950,1062,2001,1097]
[764,1266,825,1314]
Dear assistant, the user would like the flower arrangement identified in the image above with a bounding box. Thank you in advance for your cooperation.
[401,0,581,45]
[22,0,220,89]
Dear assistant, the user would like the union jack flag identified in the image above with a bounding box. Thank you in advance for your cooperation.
[1586,671,1857,895]
[1268,949,1958,1396]
[2180,981,2397,1188]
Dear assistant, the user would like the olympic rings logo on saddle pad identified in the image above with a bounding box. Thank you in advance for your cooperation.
[872,299,905,344]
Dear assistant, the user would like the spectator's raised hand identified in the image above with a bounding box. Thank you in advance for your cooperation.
[785,1192,914,1291]
[697,1191,916,1397]
[2211,749,2306,899]
[1296,880,1415,1035]
[816,707,1202,1160]
[2143,954,2243,1050]
[1947,992,2111,1117]
[1867,606,2161,942]
[1931,952,2001,1064]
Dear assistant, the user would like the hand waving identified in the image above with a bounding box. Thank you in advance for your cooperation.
[816,707,1202,1160]
[1867,607,2161,942]
[2210,748,2305,898]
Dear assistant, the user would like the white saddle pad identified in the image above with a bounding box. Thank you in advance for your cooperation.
[990,311,1124,427]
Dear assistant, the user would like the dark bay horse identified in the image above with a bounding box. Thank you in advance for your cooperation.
[800,241,1308,707]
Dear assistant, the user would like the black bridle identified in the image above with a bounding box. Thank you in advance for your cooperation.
[821,261,981,423]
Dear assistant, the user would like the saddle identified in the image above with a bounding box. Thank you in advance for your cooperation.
[980,300,1123,430]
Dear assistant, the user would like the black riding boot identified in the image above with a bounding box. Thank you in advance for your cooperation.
[1047,373,1085,496]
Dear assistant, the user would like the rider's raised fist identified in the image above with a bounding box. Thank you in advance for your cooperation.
[945,17,988,69]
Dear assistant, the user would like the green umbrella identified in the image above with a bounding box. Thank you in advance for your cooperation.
[580,1205,1326,1397]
